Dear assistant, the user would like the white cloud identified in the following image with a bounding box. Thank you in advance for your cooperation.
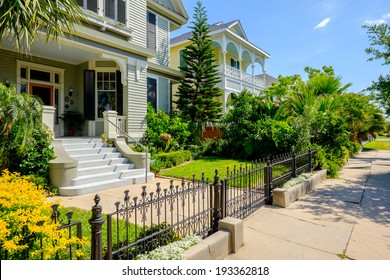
[314,18,331,29]
[364,12,390,25]
[364,19,386,25]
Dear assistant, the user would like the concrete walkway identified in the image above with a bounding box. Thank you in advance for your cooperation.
[225,149,390,260]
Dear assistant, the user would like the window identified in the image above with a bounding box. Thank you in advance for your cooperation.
[77,0,98,13]
[97,72,116,118]
[30,69,51,82]
[147,11,156,50]
[147,77,157,110]
[231,58,240,70]
[105,0,126,24]
[17,61,64,108]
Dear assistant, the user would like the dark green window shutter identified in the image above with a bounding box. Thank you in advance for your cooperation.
[116,70,123,116]
[84,70,95,120]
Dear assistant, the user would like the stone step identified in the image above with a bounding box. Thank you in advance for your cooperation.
[66,147,117,156]
[58,173,155,196]
[57,137,153,196]
[77,158,131,169]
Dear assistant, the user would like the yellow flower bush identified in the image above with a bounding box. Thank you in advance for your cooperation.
[0,170,87,259]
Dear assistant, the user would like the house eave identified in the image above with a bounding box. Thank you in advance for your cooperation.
[148,62,184,79]
[147,0,188,30]
[74,25,156,59]
[171,28,271,59]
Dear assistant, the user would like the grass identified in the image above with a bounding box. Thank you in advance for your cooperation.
[159,157,252,181]
[159,156,291,184]
[58,206,140,259]
[364,139,390,151]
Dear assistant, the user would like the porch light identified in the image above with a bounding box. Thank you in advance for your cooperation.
[69,88,74,96]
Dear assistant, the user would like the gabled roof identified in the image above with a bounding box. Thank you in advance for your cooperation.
[148,0,189,30]
[171,19,270,58]
[171,19,245,45]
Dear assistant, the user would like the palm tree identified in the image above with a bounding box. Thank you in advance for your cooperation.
[0,0,86,51]
[0,84,43,169]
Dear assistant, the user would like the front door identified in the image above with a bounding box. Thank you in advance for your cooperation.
[30,83,54,106]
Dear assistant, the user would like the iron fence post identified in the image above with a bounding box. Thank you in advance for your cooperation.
[89,194,105,260]
[212,170,222,233]
[308,150,312,172]
[292,154,297,178]
[221,179,226,219]
[265,161,271,205]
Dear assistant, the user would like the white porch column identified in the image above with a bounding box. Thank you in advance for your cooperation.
[223,91,228,113]
[42,106,56,133]
[222,50,227,69]
[103,110,118,139]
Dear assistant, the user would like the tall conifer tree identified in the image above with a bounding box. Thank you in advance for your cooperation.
[175,1,221,135]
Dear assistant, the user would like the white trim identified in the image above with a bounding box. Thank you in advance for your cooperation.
[101,53,128,85]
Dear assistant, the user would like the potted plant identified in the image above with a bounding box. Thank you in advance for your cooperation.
[60,110,84,136]
[101,133,108,145]
[106,138,114,147]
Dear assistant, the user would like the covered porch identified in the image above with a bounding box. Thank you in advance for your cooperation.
[0,35,130,139]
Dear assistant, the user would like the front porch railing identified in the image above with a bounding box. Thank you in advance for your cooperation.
[103,110,149,183]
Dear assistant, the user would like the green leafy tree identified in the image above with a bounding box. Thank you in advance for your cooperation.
[0,0,85,51]
[0,84,44,169]
[363,23,390,114]
[175,1,221,135]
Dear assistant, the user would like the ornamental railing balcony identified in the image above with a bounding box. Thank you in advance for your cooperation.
[219,64,265,89]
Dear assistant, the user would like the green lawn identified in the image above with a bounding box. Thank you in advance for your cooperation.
[59,206,140,259]
[159,157,252,181]
[364,139,390,150]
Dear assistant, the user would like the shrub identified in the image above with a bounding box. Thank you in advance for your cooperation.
[145,103,192,151]
[9,125,55,191]
[282,173,312,189]
[156,150,192,169]
[0,171,87,259]
[136,234,202,260]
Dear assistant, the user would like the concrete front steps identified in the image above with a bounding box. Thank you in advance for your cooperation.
[58,137,154,196]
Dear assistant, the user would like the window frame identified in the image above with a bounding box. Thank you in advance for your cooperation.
[147,11,157,50]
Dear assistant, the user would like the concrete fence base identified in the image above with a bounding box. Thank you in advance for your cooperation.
[272,169,327,208]
[184,217,243,260]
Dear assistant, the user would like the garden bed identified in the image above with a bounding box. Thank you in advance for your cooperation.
[272,169,327,208]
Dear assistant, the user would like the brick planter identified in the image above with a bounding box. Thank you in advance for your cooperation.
[272,170,327,208]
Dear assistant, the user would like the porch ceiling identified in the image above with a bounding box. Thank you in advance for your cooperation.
[1,36,100,65]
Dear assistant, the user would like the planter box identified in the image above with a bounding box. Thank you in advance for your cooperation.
[273,170,327,208]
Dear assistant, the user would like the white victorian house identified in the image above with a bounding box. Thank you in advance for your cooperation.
[170,20,273,113]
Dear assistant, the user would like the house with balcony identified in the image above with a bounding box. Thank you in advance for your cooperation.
[170,20,272,113]
[0,0,188,195]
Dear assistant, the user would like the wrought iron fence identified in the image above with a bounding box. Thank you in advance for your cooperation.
[223,161,267,219]
[82,149,316,259]
[102,177,214,260]
[222,150,316,219]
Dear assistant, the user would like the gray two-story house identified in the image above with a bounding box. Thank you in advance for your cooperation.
[0,0,188,140]
[0,0,188,195]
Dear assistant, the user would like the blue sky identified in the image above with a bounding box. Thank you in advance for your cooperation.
[173,0,390,93]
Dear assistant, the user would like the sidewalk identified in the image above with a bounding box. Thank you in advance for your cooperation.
[225,150,390,260]
[47,177,184,214]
